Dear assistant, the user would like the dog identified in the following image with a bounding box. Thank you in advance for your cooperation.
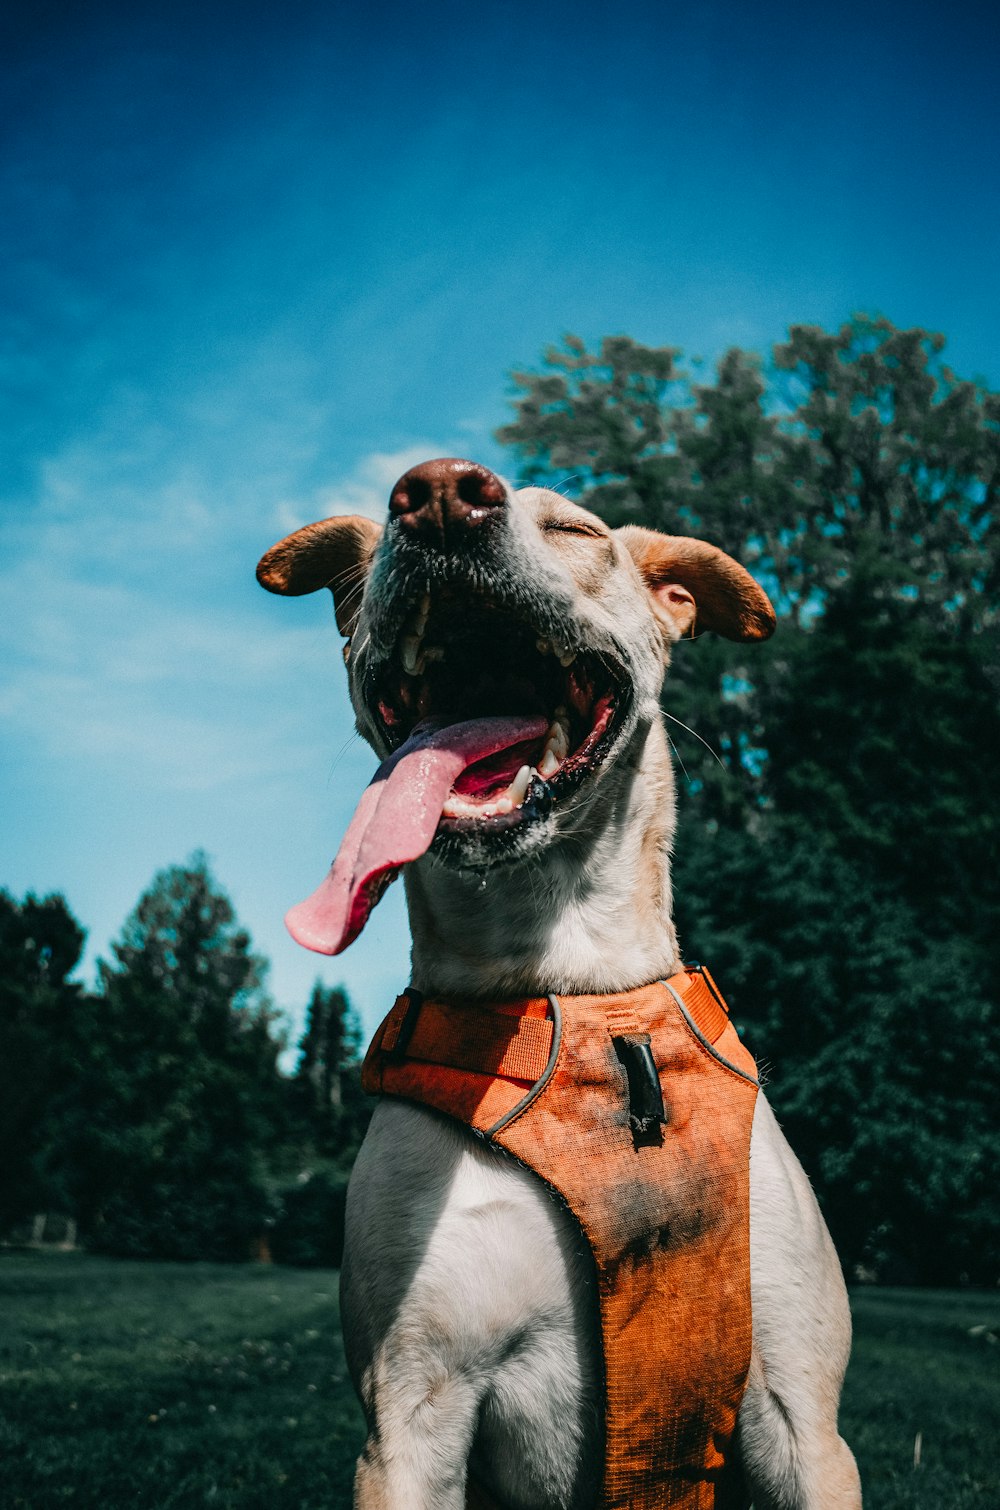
[258,458,862,1509]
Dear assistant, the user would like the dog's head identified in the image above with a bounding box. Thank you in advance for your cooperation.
[259,458,774,952]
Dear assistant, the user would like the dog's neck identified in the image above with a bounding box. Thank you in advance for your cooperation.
[404,719,681,1000]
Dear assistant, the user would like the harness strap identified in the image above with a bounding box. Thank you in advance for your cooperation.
[388,993,554,1084]
[383,967,732,1085]
[664,964,731,1044]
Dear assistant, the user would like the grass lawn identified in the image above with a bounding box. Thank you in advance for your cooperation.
[0,1253,997,1508]
[841,1286,1000,1509]
[0,1253,362,1508]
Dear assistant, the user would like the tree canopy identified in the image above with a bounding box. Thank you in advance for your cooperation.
[500,319,999,632]
[499,318,1000,1282]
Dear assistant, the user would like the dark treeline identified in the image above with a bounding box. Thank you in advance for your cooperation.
[0,856,370,1264]
[499,316,1000,1285]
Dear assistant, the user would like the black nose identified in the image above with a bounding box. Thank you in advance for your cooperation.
[388,458,506,548]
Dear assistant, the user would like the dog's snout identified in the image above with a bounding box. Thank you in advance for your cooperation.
[388,458,506,548]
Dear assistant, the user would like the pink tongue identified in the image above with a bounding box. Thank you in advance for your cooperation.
[286,715,548,956]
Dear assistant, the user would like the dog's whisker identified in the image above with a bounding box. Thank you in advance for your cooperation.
[333,578,367,615]
[327,730,361,779]
[661,711,728,772]
[323,563,369,594]
[551,473,588,497]
[666,731,692,787]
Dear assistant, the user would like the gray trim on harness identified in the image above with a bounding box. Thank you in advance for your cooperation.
[487,993,564,1136]
[662,980,759,1087]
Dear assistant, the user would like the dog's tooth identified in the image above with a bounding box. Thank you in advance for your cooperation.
[543,717,569,761]
[536,638,551,656]
[538,744,561,778]
[507,765,532,807]
[401,636,422,675]
[558,648,576,667]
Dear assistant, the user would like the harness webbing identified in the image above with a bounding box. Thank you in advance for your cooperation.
[362,968,758,1510]
[375,964,732,1090]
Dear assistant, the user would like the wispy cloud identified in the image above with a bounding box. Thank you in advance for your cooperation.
[0,434,455,796]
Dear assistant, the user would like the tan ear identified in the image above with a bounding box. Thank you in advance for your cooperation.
[256,515,382,637]
[618,525,776,643]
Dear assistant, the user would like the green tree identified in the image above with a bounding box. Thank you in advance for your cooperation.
[673,594,1000,1281]
[499,320,1000,807]
[499,318,1000,1281]
[270,984,369,1267]
[0,890,85,1228]
[500,320,999,627]
[56,855,288,1260]
[293,982,365,1155]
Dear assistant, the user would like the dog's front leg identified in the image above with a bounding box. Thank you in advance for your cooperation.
[342,1102,598,1510]
[741,1095,862,1508]
[353,1351,482,1510]
[342,1109,490,1510]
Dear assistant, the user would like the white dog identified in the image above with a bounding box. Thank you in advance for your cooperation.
[258,459,861,1509]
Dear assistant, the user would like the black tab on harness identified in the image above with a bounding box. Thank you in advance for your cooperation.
[613,1033,667,1140]
[386,989,423,1062]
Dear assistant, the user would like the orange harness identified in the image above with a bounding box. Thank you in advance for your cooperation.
[362,967,759,1510]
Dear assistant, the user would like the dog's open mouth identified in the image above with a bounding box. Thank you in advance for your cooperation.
[373,595,626,830]
[284,593,630,956]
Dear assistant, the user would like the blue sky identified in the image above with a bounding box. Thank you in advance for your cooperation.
[3,0,998,1051]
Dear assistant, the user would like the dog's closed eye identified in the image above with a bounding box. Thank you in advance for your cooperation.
[543,520,607,539]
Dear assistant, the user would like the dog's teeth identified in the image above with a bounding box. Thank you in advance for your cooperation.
[536,637,551,656]
[544,715,570,759]
[507,765,532,807]
[401,636,422,675]
[558,647,576,667]
[443,792,514,819]
[538,747,561,778]
[414,598,430,635]
[537,711,570,779]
